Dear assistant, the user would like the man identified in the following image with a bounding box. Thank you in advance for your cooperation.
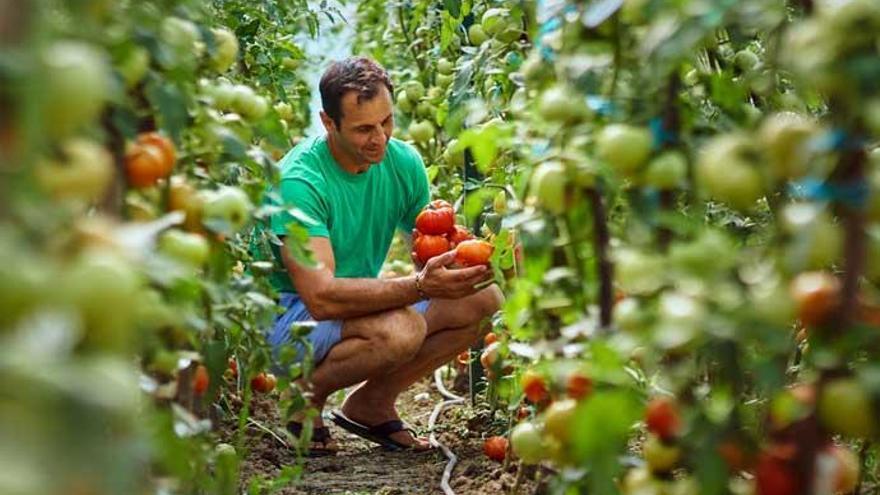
[260,56,503,454]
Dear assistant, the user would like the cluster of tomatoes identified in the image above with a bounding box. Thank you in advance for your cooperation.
[480,361,595,465]
[190,358,277,397]
[413,199,494,267]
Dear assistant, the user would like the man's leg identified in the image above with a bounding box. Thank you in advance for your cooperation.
[293,306,427,435]
[339,285,504,445]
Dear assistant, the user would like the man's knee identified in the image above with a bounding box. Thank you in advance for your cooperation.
[470,285,504,322]
[368,307,426,365]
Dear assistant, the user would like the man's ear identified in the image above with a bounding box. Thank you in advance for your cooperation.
[319,111,336,133]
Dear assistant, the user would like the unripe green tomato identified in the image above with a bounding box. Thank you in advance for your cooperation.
[818,378,876,439]
[436,72,454,88]
[202,186,253,232]
[35,138,114,205]
[281,57,302,70]
[481,8,509,37]
[468,24,489,45]
[696,134,764,211]
[497,25,522,43]
[538,84,590,123]
[274,101,294,121]
[404,80,425,102]
[416,101,435,119]
[443,139,465,167]
[596,124,653,175]
[437,58,454,75]
[543,399,577,443]
[734,49,760,72]
[62,249,142,351]
[118,46,150,88]
[158,230,210,267]
[396,90,413,113]
[210,27,239,73]
[759,112,818,181]
[510,421,544,464]
[42,40,111,138]
[643,151,687,189]
[643,434,681,473]
[409,120,435,143]
[426,86,444,103]
[528,160,567,214]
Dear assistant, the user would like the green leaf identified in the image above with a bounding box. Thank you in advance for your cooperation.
[284,223,316,268]
[570,390,641,462]
[443,0,461,18]
[145,79,189,142]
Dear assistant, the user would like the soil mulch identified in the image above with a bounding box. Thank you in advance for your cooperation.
[219,375,536,494]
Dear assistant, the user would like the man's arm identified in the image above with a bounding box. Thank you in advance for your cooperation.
[280,236,491,321]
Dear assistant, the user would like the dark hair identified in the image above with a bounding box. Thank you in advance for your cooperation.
[319,56,393,128]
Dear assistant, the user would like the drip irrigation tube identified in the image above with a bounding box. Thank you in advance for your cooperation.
[429,367,466,495]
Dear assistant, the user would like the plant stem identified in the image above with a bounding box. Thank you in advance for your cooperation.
[588,187,613,329]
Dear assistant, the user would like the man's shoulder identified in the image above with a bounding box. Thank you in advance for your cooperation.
[386,137,422,163]
[278,136,328,181]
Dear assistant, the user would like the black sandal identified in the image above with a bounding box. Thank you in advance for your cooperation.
[329,409,432,452]
[286,421,339,457]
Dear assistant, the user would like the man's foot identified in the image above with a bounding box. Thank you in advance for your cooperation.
[338,391,431,451]
[287,408,340,456]
[286,420,340,456]
[330,409,432,451]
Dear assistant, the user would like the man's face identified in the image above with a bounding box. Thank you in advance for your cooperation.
[324,85,394,166]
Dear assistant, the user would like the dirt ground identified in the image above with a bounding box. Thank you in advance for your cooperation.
[221,374,537,495]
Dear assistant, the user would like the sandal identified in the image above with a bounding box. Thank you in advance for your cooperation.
[286,421,339,457]
[330,409,432,452]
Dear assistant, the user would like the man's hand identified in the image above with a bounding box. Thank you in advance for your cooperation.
[417,250,493,300]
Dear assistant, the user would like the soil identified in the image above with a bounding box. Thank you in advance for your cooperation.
[219,373,538,495]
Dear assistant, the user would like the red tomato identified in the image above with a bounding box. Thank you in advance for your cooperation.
[483,436,508,462]
[415,202,455,235]
[136,132,176,176]
[227,357,238,378]
[455,240,494,267]
[125,143,165,188]
[483,332,498,346]
[790,271,840,327]
[251,372,276,393]
[414,234,451,264]
[755,451,799,495]
[448,225,474,246]
[566,372,593,400]
[645,397,682,441]
[521,370,549,404]
[429,199,453,210]
[193,364,209,396]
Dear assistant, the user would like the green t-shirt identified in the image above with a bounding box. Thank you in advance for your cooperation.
[258,135,430,293]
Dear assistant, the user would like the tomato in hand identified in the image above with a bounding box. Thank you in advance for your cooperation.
[415,201,455,235]
[454,240,494,267]
[448,225,474,246]
[414,234,451,264]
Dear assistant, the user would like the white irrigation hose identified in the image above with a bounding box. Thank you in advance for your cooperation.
[430,367,466,495]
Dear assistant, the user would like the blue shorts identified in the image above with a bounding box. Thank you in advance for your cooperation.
[268,293,432,366]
